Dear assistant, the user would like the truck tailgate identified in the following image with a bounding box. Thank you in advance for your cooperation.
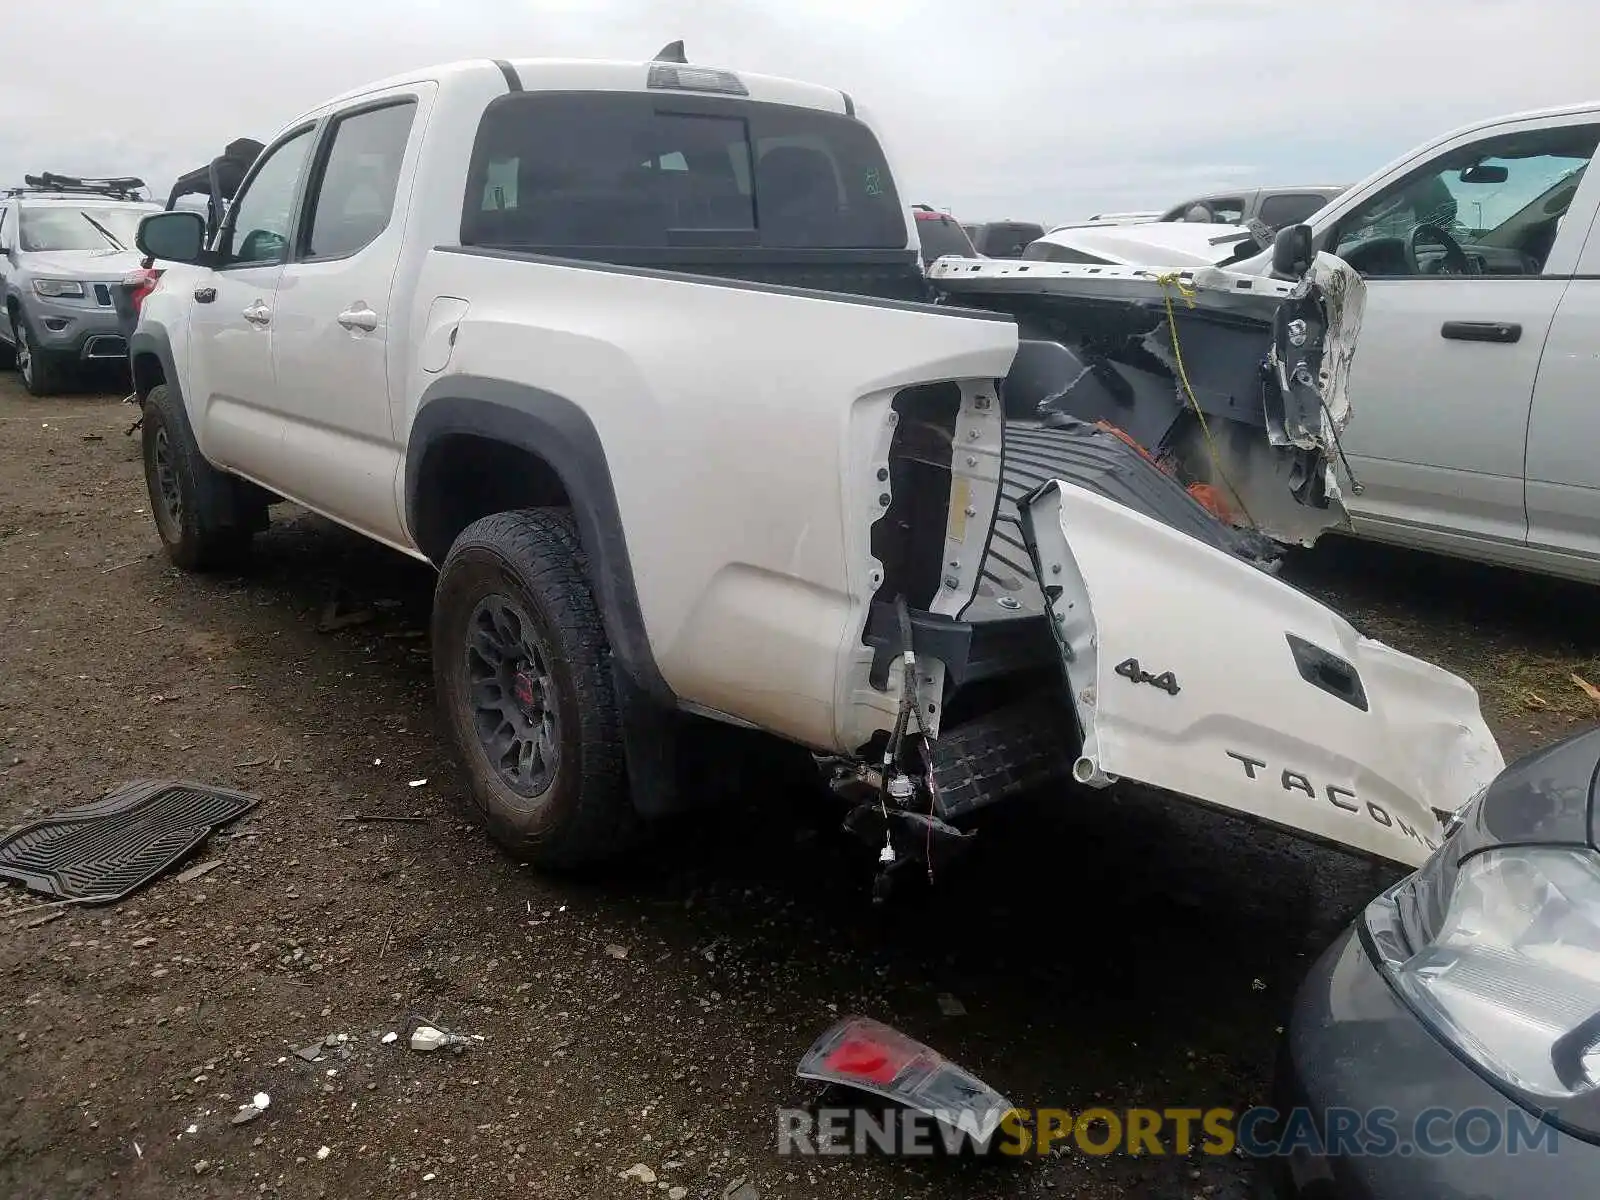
[1019,479,1504,867]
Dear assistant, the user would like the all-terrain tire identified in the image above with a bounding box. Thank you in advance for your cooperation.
[140,383,253,570]
[433,508,640,869]
[13,311,69,396]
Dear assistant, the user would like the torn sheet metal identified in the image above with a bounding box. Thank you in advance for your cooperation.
[1019,479,1503,868]
[929,255,1365,547]
[1263,253,1363,452]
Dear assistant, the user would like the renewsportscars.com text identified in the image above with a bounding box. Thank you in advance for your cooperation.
[777,1105,1564,1158]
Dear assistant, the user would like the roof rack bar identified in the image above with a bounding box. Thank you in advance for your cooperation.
[8,172,150,201]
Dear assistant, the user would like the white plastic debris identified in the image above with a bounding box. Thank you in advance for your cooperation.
[621,1163,658,1184]
[381,1031,398,1045]
[409,1025,463,1052]
[408,779,428,788]
[316,1145,331,1160]
[605,944,629,960]
[254,1092,270,1110]
[423,1172,437,1182]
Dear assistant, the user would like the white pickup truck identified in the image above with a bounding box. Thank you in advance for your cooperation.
[126,49,1502,881]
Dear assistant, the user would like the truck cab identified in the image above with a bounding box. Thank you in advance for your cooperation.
[1232,103,1600,579]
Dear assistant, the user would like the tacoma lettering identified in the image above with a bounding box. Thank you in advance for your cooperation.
[1224,750,1435,850]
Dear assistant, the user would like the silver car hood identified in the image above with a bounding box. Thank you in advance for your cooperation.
[20,248,145,278]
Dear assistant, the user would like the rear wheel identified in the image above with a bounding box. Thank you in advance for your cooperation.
[140,383,254,569]
[433,509,639,869]
[13,313,68,396]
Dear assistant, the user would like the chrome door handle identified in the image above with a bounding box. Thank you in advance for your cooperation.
[242,301,271,326]
[337,306,378,332]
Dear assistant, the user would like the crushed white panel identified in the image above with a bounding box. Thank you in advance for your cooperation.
[1020,479,1504,868]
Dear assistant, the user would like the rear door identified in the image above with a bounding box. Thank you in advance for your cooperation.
[268,87,426,545]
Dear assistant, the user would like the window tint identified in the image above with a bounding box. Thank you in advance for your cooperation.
[914,212,975,263]
[304,101,416,260]
[462,92,905,251]
[223,128,314,266]
[1333,125,1600,275]
[1020,241,1115,265]
[974,222,1043,257]
[1257,192,1332,230]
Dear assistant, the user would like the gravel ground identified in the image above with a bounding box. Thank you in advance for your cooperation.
[1,381,1596,1200]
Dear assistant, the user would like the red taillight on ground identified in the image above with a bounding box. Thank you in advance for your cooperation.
[122,267,164,316]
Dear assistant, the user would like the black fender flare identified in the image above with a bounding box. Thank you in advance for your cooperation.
[406,376,673,708]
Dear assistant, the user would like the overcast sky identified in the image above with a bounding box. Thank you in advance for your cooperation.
[3,0,1595,223]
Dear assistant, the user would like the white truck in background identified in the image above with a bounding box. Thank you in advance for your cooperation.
[125,47,1501,887]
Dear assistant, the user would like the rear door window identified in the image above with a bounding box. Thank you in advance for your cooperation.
[301,100,416,261]
[462,91,905,251]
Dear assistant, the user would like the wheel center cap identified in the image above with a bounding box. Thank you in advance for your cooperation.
[512,670,539,710]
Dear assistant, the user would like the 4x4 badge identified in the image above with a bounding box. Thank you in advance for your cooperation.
[1113,657,1180,696]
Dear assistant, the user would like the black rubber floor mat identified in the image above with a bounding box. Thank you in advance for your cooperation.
[0,780,258,903]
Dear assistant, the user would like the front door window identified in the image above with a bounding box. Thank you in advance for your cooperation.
[1331,125,1600,277]
[219,128,315,268]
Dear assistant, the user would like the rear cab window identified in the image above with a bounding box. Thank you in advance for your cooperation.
[913,211,976,263]
[460,91,907,254]
[974,222,1043,257]
[1160,196,1246,224]
[1257,192,1332,230]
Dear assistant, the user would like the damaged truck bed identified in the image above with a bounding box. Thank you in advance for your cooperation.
[842,253,1500,876]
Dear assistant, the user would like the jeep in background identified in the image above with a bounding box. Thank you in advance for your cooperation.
[124,49,1501,889]
[0,174,159,395]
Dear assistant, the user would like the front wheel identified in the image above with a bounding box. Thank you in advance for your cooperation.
[140,384,253,570]
[13,313,68,396]
[432,509,640,869]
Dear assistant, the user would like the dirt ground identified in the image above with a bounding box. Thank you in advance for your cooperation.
[2,380,1597,1200]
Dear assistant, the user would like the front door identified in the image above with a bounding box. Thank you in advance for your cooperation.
[268,91,424,547]
[187,124,318,482]
[1321,118,1600,554]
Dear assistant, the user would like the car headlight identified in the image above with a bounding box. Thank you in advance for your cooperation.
[33,278,85,298]
[1368,845,1600,1101]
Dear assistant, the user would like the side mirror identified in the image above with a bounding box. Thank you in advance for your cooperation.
[136,210,207,264]
[1271,223,1314,277]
